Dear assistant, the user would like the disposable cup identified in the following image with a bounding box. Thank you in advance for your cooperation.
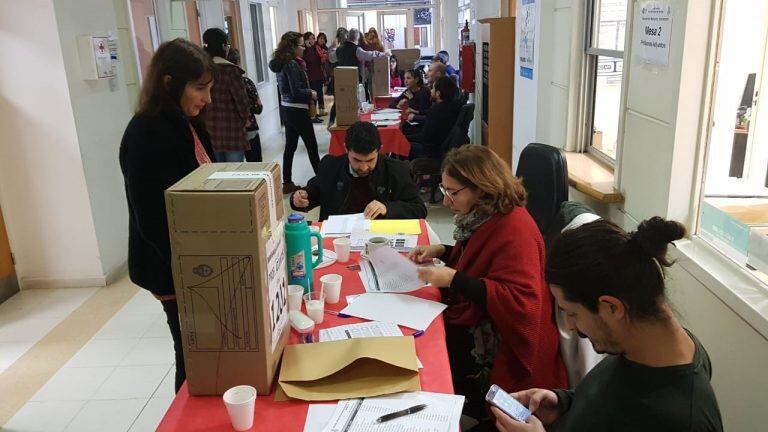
[288,285,304,312]
[222,385,256,431]
[320,274,343,304]
[333,238,351,263]
[303,291,326,324]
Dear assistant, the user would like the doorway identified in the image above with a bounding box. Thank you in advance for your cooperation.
[0,207,18,304]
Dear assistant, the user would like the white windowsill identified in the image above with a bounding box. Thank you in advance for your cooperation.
[672,237,768,340]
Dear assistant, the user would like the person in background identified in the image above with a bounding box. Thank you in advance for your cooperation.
[202,28,250,162]
[302,31,326,123]
[493,217,723,432]
[120,39,216,393]
[330,28,386,124]
[406,76,462,159]
[291,121,426,220]
[409,145,568,429]
[326,27,348,128]
[426,60,447,87]
[227,48,263,162]
[436,50,459,81]
[317,32,331,90]
[269,31,320,194]
[362,28,385,101]
[364,27,384,52]
[389,55,404,88]
[390,68,431,113]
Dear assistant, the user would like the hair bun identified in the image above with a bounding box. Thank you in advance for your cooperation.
[631,217,686,259]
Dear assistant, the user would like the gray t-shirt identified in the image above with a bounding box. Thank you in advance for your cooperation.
[549,330,723,432]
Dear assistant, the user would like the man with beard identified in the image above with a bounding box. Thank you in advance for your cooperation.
[290,121,426,220]
[492,217,723,432]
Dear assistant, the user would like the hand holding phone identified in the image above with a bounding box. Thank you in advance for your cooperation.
[486,384,532,422]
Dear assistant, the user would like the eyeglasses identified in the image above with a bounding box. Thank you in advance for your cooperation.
[438,184,467,202]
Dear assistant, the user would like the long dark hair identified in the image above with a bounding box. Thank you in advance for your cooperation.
[137,38,214,115]
[405,69,424,88]
[317,32,328,47]
[272,31,303,67]
[203,28,228,58]
[546,217,686,320]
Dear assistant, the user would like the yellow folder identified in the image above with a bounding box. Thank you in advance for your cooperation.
[369,219,422,235]
[275,336,421,401]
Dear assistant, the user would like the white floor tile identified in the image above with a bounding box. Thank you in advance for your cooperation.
[31,367,114,402]
[151,366,176,399]
[3,400,86,432]
[0,340,36,369]
[63,398,148,432]
[0,317,61,343]
[93,364,170,400]
[128,396,174,432]
[141,315,171,338]
[66,338,141,368]
[0,288,97,322]
[93,313,158,340]
[119,290,164,315]
[120,337,175,366]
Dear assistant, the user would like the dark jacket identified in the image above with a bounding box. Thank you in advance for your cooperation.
[269,58,312,106]
[205,57,250,152]
[119,109,215,296]
[389,85,432,114]
[303,44,325,82]
[415,99,462,155]
[291,154,427,220]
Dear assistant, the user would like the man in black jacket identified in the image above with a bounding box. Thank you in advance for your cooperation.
[291,121,427,220]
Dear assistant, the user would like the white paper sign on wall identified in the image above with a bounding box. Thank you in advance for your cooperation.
[634,1,673,67]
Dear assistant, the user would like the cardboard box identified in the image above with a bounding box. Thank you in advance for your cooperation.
[165,162,289,396]
[335,66,360,127]
[372,56,391,97]
[391,48,421,71]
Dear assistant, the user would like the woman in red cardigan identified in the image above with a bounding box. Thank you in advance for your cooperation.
[410,145,568,428]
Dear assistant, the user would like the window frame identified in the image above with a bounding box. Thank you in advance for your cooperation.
[248,1,270,84]
[581,0,629,168]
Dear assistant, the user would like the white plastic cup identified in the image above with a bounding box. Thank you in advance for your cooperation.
[222,385,256,431]
[288,285,304,312]
[320,274,343,304]
[333,238,352,263]
[304,291,325,324]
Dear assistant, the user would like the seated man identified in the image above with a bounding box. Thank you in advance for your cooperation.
[406,76,462,159]
[492,218,723,432]
[435,51,459,83]
[291,121,427,220]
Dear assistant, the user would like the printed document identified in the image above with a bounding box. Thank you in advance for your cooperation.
[340,293,446,331]
[320,213,366,237]
[359,247,424,293]
[318,322,423,368]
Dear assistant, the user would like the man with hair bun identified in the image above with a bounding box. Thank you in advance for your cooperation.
[493,217,723,432]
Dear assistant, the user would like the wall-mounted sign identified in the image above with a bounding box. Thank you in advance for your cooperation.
[519,0,536,79]
[634,1,673,67]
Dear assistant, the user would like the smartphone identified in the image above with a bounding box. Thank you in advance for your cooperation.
[485,384,532,422]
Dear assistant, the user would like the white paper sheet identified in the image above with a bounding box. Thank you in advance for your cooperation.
[359,247,424,293]
[371,112,402,121]
[375,108,402,114]
[373,120,401,126]
[322,391,465,432]
[340,293,446,331]
[320,213,367,237]
[318,322,424,368]
[304,404,338,432]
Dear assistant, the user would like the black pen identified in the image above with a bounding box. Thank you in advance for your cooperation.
[375,403,428,423]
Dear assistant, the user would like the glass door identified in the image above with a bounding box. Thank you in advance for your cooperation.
[379,11,407,50]
[344,12,365,32]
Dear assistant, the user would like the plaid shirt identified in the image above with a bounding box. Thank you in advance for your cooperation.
[204,57,250,152]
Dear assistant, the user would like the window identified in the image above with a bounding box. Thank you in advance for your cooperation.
[583,0,628,164]
[698,1,768,287]
[269,6,279,51]
[249,2,269,83]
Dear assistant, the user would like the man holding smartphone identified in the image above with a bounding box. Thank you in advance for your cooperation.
[492,218,723,432]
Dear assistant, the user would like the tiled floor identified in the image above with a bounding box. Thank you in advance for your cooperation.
[1,121,458,431]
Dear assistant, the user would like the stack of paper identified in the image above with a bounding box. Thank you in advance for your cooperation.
[376,108,402,114]
[320,213,367,237]
[371,112,402,121]
[318,321,423,368]
[340,293,446,331]
[372,120,401,127]
[359,247,424,293]
[316,391,465,432]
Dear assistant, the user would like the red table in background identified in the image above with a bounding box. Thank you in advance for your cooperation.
[373,88,404,109]
[156,220,453,431]
[329,111,411,158]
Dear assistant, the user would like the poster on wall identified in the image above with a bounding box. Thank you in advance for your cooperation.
[519,0,536,79]
[634,1,673,67]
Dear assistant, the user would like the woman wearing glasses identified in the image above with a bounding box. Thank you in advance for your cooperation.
[408,145,568,428]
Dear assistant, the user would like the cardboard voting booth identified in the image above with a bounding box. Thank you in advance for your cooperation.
[391,48,420,70]
[334,66,360,126]
[165,162,289,395]
[372,56,391,97]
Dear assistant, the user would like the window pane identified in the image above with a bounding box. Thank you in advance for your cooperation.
[594,0,627,51]
[591,56,623,159]
[249,3,266,83]
[318,0,432,9]
[382,14,407,50]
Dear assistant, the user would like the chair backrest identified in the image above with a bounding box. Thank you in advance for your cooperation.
[441,103,475,153]
[515,143,569,234]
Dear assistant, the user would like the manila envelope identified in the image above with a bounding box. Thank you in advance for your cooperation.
[275,336,421,401]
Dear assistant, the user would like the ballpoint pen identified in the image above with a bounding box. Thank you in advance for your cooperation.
[375,403,428,423]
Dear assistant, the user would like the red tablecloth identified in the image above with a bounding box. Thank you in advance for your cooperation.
[373,95,397,109]
[329,112,411,158]
[157,220,453,431]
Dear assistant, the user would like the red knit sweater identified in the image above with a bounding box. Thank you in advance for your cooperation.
[444,207,569,392]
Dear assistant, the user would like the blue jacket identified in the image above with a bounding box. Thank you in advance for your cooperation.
[269,58,312,105]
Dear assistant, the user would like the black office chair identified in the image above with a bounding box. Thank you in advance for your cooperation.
[515,143,569,234]
[411,103,475,203]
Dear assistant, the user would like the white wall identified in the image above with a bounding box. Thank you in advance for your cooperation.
[0,0,111,288]
[440,0,459,64]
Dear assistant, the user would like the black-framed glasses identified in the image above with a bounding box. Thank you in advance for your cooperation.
[438,184,467,202]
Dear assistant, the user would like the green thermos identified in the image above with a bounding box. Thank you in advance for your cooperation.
[285,213,323,293]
